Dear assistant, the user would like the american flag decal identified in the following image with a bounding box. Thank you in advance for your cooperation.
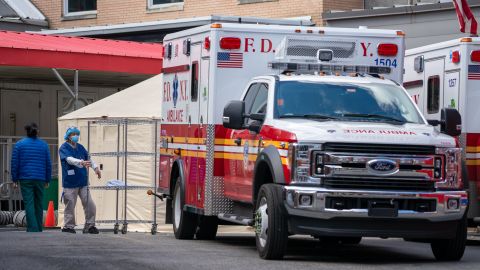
[468,65,480,80]
[217,52,243,68]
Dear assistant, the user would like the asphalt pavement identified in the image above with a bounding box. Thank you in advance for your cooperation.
[0,226,479,270]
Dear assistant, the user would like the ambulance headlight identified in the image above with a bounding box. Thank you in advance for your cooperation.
[435,148,463,190]
[289,143,322,184]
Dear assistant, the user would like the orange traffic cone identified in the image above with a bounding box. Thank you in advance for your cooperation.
[44,201,56,227]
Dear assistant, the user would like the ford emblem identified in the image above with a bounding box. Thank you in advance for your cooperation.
[367,159,399,175]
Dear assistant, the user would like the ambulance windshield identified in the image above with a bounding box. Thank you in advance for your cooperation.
[275,81,424,124]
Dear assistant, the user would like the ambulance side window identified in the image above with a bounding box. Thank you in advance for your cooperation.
[427,75,440,114]
[250,84,268,116]
[246,83,268,125]
[191,61,199,102]
[243,83,260,115]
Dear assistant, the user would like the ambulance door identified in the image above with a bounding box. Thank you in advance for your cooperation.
[423,59,445,122]
[196,44,209,209]
[443,70,460,110]
[185,44,202,208]
[224,82,260,202]
[228,82,268,203]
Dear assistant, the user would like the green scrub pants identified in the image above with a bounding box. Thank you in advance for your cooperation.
[19,180,45,232]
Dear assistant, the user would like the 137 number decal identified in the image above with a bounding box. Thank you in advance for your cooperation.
[374,58,397,68]
[448,78,457,87]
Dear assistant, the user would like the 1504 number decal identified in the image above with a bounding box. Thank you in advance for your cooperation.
[374,58,397,68]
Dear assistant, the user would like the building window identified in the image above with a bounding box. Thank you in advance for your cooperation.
[427,75,440,114]
[148,0,184,10]
[64,0,97,17]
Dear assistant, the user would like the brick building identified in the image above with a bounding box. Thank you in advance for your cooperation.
[32,0,364,30]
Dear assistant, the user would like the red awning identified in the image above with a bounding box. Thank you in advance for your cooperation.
[0,31,163,74]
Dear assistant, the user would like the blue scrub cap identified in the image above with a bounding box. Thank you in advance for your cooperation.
[64,126,80,140]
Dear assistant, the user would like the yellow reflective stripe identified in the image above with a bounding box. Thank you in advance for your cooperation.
[262,140,289,149]
[466,159,480,165]
[466,146,480,153]
[160,149,288,165]
[215,139,236,146]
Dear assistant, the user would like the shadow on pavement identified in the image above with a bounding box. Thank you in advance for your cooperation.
[215,235,435,263]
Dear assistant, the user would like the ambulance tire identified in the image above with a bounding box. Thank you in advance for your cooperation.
[430,215,467,261]
[195,216,218,240]
[255,184,288,260]
[172,181,197,239]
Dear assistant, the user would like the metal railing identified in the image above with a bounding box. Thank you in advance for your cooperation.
[0,136,58,210]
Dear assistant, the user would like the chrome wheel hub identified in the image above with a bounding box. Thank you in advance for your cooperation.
[255,197,269,248]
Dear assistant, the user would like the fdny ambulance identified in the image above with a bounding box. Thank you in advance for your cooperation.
[404,38,480,223]
[158,23,468,260]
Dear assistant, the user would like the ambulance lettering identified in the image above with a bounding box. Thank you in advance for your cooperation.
[165,74,187,123]
[344,129,417,135]
[163,81,171,102]
[166,109,184,122]
[244,38,275,53]
[361,42,372,57]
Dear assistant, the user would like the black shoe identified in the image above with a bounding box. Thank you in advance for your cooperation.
[62,228,76,234]
[86,226,99,234]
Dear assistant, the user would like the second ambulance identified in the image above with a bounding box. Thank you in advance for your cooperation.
[158,23,468,261]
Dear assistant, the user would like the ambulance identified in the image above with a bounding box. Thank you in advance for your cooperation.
[158,23,468,260]
[404,37,480,223]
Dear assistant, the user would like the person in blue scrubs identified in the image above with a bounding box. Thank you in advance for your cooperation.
[59,127,101,234]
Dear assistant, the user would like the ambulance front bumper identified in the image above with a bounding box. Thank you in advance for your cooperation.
[283,186,468,238]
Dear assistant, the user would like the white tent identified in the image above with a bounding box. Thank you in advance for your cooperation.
[57,74,164,232]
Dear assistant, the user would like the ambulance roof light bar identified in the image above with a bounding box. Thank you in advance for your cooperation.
[269,62,391,75]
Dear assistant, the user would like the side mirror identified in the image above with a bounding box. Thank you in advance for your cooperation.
[223,101,245,130]
[249,113,265,122]
[427,108,462,137]
[248,121,262,133]
[441,108,462,137]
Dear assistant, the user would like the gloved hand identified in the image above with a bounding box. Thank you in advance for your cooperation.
[95,167,102,179]
[81,160,92,168]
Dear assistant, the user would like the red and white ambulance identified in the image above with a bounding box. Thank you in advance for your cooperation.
[404,37,480,223]
[158,23,468,260]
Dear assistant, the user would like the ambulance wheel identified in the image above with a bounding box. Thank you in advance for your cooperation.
[255,184,288,260]
[172,180,197,239]
[195,216,218,240]
[430,215,467,261]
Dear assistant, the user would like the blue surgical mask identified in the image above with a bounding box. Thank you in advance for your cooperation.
[71,135,79,143]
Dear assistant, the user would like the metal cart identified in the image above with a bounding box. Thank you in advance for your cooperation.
[87,118,160,234]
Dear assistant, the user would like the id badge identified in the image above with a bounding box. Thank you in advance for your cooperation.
[67,170,75,176]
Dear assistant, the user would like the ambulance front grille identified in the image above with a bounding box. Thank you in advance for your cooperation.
[286,39,356,59]
[323,143,436,155]
[322,177,435,192]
